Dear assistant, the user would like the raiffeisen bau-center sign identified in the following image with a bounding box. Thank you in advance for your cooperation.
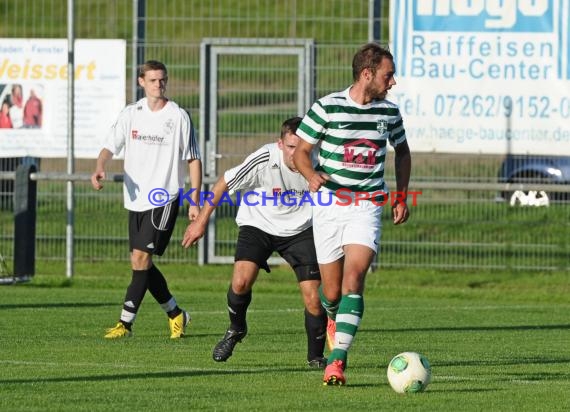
[390,0,570,156]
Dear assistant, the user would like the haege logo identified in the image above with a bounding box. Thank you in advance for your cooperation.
[414,0,552,32]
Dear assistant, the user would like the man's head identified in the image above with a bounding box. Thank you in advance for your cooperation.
[138,60,168,99]
[11,84,23,106]
[278,116,302,171]
[352,43,396,100]
[11,84,22,97]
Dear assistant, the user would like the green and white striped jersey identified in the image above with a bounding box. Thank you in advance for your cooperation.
[297,87,406,198]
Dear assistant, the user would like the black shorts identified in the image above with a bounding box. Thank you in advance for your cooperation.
[129,200,179,256]
[234,225,320,282]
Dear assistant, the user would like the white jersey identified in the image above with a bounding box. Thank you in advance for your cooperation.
[104,97,201,212]
[224,143,312,237]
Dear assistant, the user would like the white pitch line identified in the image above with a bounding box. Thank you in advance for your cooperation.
[0,359,291,374]
[187,307,304,315]
[190,304,570,316]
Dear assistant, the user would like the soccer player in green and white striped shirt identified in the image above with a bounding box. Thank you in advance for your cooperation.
[294,43,412,386]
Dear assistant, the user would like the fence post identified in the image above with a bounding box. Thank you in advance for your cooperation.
[13,163,37,280]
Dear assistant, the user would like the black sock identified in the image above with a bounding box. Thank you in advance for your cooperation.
[148,265,180,319]
[148,264,173,305]
[166,308,182,319]
[119,320,132,330]
[227,285,251,332]
[305,309,327,361]
[121,269,149,325]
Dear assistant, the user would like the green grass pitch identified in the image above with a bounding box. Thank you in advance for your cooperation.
[0,263,569,411]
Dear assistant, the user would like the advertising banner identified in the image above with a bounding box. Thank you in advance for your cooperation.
[390,0,570,155]
[0,38,126,158]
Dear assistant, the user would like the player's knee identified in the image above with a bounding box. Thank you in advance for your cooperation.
[231,281,250,294]
[305,300,323,316]
[130,249,152,270]
[231,274,256,294]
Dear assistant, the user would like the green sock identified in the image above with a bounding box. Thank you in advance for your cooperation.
[319,285,339,320]
[328,294,364,365]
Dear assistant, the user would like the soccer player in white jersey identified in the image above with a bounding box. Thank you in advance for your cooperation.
[91,60,202,339]
[182,117,328,368]
[293,43,412,385]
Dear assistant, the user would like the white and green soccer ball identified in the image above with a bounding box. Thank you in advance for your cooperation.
[387,351,431,394]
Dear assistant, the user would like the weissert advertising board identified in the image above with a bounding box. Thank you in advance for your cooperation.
[0,39,125,158]
[390,0,570,155]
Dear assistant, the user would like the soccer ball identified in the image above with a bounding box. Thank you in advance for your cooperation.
[387,351,431,393]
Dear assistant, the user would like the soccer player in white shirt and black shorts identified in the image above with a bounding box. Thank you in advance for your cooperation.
[91,60,202,340]
[294,43,412,386]
[182,117,328,369]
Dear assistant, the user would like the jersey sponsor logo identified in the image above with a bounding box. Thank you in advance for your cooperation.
[131,131,167,144]
[414,0,551,32]
[342,139,379,169]
[338,123,351,129]
[271,187,310,197]
[271,162,280,169]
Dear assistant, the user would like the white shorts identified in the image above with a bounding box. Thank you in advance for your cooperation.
[311,190,383,264]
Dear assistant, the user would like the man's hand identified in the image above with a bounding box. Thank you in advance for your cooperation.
[188,205,200,222]
[392,202,409,225]
[181,220,206,248]
[308,172,330,192]
[91,170,105,191]
[92,149,113,191]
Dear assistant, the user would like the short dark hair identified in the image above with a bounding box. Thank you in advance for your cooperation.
[352,43,393,81]
[280,116,302,139]
[138,60,168,79]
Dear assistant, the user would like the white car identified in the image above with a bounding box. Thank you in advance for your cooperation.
[498,155,570,206]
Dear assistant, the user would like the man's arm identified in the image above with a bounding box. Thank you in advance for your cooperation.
[90,148,114,191]
[181,174,228,248]
[293,139,329,192]
[187,158,203,221]
[392,140,411,225]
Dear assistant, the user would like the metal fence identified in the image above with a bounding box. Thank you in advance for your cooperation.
[0,1,568,273]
